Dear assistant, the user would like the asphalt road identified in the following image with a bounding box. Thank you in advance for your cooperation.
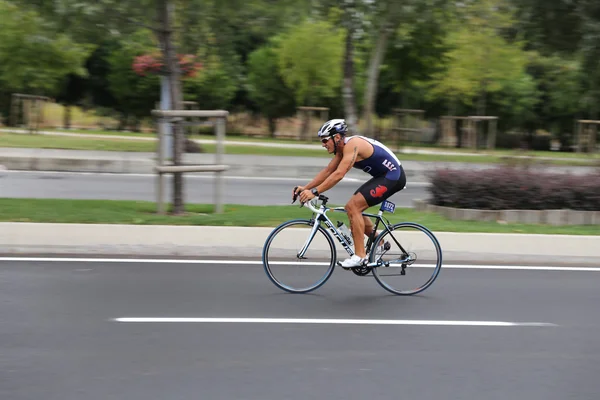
[0,170,428,206]
[1,257,599,400]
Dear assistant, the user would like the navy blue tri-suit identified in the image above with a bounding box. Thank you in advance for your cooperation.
[345,135,406,206]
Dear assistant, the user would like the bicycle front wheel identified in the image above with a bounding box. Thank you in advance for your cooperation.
[262,219,336,294]
[370,222,442,295]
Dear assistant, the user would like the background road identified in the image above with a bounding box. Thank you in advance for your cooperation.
[1,257,599,400]
[0,170,429,206]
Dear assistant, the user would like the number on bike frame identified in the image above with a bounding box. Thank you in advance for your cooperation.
[381,200,395,213]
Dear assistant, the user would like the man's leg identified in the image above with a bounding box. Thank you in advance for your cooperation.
[363,216,374,236]
[351,174,406,256]
[345,193,370,259]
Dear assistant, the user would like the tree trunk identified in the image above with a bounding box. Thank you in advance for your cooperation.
[342,25,359,134]
[268,117,277,138]
[363,21,392,137]
[133,117,141,133]
[63,105,71,129]
[117,113,127,131]
[157,0,185,215]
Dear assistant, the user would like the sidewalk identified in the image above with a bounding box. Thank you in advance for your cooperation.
[2,222,599,265]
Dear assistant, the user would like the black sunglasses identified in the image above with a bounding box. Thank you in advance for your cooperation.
[320,136,331,144]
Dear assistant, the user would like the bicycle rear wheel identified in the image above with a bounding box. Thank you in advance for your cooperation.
[370,222,442,295]
[262,219,336,293]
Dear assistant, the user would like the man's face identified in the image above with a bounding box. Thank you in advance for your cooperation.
[321,135,335,153]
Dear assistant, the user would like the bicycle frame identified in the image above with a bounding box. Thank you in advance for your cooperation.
[298,197,408,267]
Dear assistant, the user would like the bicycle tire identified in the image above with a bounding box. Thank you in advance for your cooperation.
[370,222,442,295]
[262,219,337,293]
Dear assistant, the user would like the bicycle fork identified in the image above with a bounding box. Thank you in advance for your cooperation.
[296,219,321,259]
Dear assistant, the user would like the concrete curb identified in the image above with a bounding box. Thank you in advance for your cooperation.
[414,200,600,225]
[2,223,599,265]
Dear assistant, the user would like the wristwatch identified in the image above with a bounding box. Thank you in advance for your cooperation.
[311,188,319,196]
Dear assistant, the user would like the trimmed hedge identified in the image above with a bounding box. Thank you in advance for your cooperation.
[428,166,600,211]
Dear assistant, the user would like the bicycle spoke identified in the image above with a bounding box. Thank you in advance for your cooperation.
[370,223,442,295]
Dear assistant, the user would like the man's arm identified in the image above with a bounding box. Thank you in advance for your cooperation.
[312,142,358,194]
[298,153,342,192]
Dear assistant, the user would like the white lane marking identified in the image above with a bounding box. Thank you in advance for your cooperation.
[1,257,599,271]
[113,317,556,327]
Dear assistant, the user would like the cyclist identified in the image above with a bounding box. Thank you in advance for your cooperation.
[295,119,406,267]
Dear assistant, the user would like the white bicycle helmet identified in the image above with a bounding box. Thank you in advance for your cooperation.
[317,119,348,138]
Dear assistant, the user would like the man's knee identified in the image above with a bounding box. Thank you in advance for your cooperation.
[345,194,368,214]
[344,202,358,214]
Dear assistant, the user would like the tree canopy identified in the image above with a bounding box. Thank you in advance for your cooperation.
[2,0,600,137]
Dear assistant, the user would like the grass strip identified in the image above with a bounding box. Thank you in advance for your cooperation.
[1,198,598,235]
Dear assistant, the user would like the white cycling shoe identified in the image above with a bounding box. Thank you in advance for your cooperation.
[339,255,367,268]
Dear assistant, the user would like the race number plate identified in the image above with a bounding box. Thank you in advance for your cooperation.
[381,200,396,213]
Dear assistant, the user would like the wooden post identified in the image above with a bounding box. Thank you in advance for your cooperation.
[156,118,166,214]
[577,121,583,153]
[576,120,600,153]
[10,95,18,126]
[487,118,498,149]
[152,109,230,214]
[215,117,225,214]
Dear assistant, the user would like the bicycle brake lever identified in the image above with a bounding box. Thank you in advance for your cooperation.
[292,186,298,204]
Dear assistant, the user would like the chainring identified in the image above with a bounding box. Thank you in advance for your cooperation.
[351,266,372,276]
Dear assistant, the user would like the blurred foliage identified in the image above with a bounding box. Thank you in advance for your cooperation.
[247,46,296,136]
[276,19,345,105]
[183,52,238,110]
[2,0,600,140]
[0,1,92,95]
[106,29,160,123]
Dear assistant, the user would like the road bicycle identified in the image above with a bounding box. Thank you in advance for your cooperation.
[262,194,443,295]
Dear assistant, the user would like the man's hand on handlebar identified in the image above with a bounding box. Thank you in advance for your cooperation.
[292,186,318,205]
[299,189,318,204]
[292,186,305,203]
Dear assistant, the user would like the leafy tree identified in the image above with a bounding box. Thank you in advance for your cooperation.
[577,0,600,120]
[360,0,452,135]
[383,5,453,110]
[427,0,534,117]
[106,29,160,130]
[176,0,312,111]
[0,1,90,97]
[183,52,238,111]
[523,54,582,137]
[85,41,119,110]
[276,19,345,107]
[17,0,190,214]
[489,70,540,130]
[510,0,583,56]
[247,46,296,136]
